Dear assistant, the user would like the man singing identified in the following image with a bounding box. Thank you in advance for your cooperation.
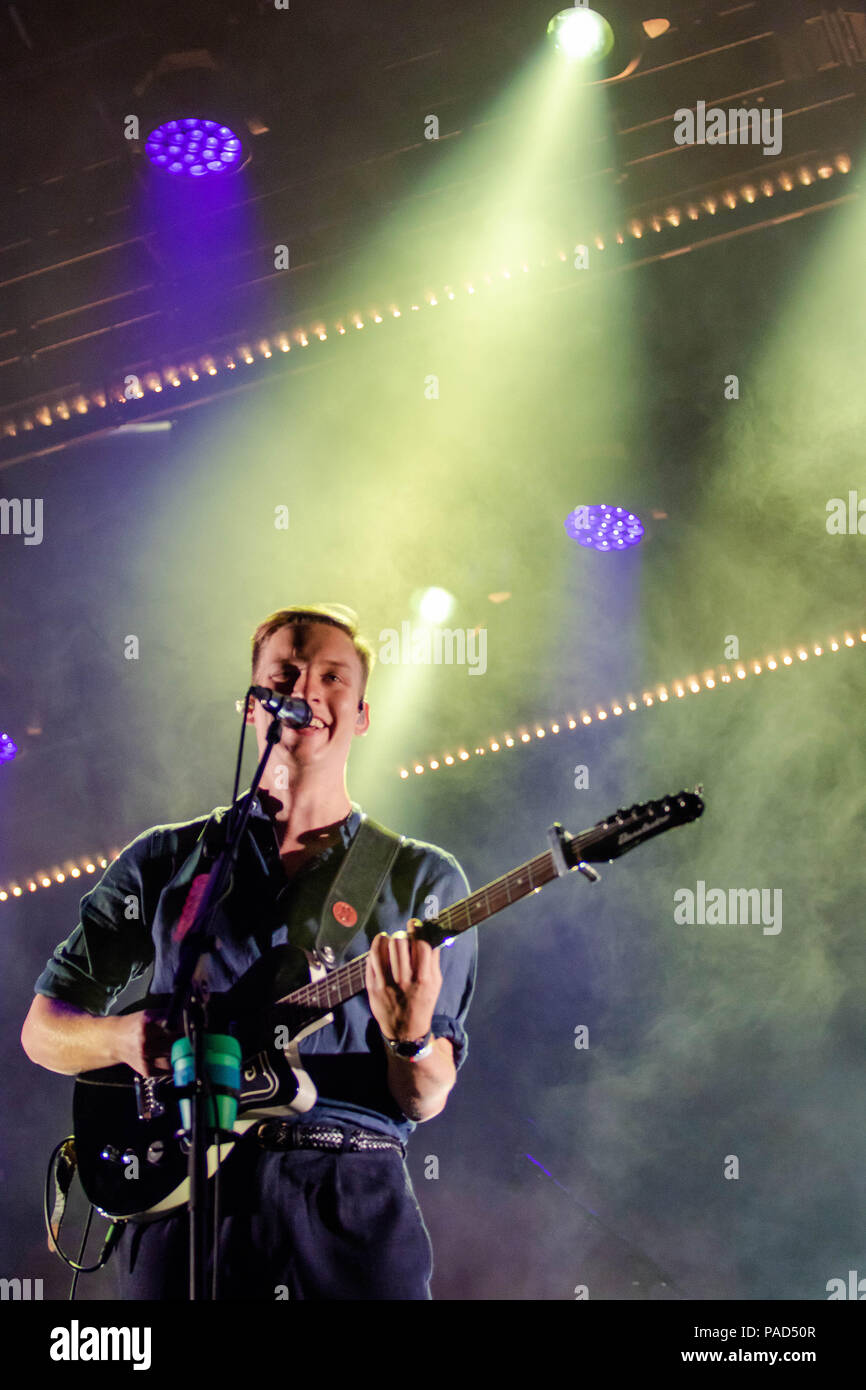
[21,604,477,1299]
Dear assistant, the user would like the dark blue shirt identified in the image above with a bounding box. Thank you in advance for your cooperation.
[34,797,477,1144]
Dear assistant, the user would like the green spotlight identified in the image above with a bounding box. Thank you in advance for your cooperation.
[547,7,615,62]
[418,587,455,624]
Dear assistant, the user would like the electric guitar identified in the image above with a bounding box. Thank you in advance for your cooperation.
[72,788,704,1219]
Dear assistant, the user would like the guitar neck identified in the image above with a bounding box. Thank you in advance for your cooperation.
[284,845,562,1015]
[280,788,704,1017]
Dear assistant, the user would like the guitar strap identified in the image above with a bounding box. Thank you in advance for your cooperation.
[313,814,405,970]
[163,802,403,973]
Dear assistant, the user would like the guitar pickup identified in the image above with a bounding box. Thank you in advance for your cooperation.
[134,1075,166,1121]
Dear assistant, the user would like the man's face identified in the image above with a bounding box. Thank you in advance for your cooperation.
[248,622,369,777]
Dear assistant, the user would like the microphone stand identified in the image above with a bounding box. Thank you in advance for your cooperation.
[167,705,297,1300]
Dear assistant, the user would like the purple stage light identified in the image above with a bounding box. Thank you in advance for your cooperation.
[564,504,645,551]
[144,118,244,178]
[0,732,18,764]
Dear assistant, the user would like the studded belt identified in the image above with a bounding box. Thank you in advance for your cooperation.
[256,1120,406,1157]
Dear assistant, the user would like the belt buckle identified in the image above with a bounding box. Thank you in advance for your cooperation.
[258,1119,286,1149]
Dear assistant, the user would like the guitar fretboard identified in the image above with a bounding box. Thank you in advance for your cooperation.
[284,845,564,1014]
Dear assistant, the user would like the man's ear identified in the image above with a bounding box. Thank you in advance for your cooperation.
[355,700,370,735]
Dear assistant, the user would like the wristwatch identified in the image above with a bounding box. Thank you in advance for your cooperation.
[381,1029,434,1061]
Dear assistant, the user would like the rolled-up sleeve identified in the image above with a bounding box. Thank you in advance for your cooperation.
[33,830,159,1015]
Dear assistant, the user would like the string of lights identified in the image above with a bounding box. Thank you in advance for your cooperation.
[397,627,866,779]
[0,152,852,446]
[0,857,112,904]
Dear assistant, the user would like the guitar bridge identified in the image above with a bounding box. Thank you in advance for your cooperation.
[134,1075,166,1121]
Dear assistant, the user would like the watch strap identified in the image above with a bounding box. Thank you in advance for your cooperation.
[381,1028,434,1060]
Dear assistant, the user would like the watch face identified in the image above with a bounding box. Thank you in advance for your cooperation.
[386,1032,431,1057]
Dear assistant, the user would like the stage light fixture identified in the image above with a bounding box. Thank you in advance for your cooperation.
[132,50,257,181]
[546,4,650,81]
[418,588,456,624]
[547,7,615,62]
[145,117,244,179]
[564,504,644,551]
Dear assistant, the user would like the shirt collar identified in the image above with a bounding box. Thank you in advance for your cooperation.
[240,791,363,851]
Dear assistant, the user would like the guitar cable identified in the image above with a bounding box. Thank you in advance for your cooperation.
[43,1135,127,1297]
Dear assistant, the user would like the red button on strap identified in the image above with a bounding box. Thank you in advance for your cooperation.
[332,900,358,927]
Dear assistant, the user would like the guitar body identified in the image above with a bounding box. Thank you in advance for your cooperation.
[73,948,334,1221]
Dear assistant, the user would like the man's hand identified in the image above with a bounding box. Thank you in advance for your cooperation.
[21,995,177,1078]
[365,923,441,1043]
[110,1010,177,1076]
[365,923,456,1122]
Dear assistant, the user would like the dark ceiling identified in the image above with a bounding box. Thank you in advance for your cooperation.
[0,0,864,467]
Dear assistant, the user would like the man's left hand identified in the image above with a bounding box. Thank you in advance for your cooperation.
[365,923,441,1043]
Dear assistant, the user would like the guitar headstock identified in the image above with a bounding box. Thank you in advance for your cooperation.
[566,787,704,865]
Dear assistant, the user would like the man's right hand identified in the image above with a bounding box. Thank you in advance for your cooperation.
[110,1010,176,1076]
[21,995,177,1077]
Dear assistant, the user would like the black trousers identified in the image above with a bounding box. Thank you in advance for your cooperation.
[115,1135,434,1300]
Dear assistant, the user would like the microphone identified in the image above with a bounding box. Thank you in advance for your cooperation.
[250,685,312,728]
